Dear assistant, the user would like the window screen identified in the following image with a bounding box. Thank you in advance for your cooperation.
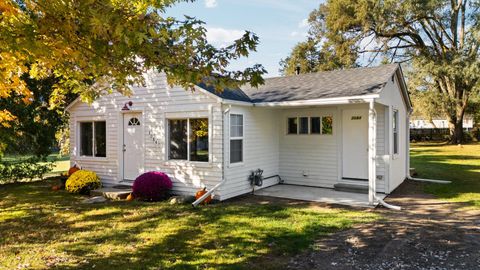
[190,118,209,162]
[230,114,243,163]
[80,121,106,157]
[299,117,309,134]
[287,117,298,134]
[310,117,321,134]
[393,110,399,154]
[169,119,188,160]
[80,122,93,156]
[230,139,243,163]
[94,121,106,157]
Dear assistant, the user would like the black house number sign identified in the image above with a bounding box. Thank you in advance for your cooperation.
[351,116,362,120]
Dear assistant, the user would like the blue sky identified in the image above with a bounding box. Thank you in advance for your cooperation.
[167,0,322,77]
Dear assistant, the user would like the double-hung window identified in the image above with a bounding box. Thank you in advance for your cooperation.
[168,118,209,162]
[230,114,243,164]
[393,110,399,155]
[79,121,106,157]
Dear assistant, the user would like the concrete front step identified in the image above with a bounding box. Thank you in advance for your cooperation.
[91,187,132,200]
[334,183,368,194]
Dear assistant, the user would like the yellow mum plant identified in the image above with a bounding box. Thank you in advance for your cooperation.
[65,170,101,195]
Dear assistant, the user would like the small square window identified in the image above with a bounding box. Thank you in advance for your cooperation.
[288,118,298,134]
[322,116,333,135]
[299,117,309,134]
[311,117,321,134]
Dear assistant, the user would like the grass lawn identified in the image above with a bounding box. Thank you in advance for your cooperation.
[2,153,70,176]
[410,142,480,208]
[0,180,378,270]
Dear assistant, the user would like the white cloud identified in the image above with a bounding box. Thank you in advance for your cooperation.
[205,0,218,8]
[290,31,307,38]
[206,27,244,47]
[298,18,309,28]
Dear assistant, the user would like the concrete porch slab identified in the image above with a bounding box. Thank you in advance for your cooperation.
[254,184,386,208]
[91,187,131,200]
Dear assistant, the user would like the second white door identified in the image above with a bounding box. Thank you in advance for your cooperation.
[342,109,369,180]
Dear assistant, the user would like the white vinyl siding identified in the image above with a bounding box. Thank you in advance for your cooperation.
[69,71,223,195]
[279,108,338,188]
[377,74,409,193]
[222,107,280,200]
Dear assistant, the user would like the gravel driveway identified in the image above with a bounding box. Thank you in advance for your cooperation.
[287,180,480,270]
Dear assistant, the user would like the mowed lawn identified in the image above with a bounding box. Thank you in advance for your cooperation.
[0,181,377,270]
[2,153,70,176]
[410,142,480,208]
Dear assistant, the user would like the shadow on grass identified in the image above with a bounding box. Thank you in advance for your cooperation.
[0,180,376,269]
[410,145,480,207]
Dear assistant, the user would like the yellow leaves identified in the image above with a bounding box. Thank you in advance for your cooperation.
[0,0,19,17]
[0,52,30,101]
[0,110,16,128]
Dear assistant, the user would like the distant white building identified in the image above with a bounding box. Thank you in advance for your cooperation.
[410,117,474,130]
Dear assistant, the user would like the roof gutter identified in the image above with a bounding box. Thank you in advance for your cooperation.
[251,94,381,107]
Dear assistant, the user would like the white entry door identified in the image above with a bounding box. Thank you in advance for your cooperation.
[342,109,369,180]
[123,113,144,180]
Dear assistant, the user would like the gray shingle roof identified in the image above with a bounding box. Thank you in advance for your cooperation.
[200,64,399,103]
[196,82,252,102]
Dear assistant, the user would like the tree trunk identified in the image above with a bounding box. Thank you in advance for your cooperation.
[450,120,464,144]
[448,105,466,144]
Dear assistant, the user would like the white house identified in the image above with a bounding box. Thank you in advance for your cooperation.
[66,64,412,206]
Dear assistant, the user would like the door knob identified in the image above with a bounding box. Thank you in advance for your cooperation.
[123,144,126,152]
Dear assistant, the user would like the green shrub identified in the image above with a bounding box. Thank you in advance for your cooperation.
[0,157,54,184]
[65,170,101,195]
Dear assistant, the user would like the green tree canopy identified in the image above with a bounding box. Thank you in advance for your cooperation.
[285,0,480,143]
[0,76,74,156]
[0,0,266,127]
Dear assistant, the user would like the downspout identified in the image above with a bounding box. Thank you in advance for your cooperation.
[192,105,231,207]
[368,100,377,206]
[370,100,402,210]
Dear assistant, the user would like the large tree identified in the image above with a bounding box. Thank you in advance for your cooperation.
[0,76,74,157]
[0,0,266,127]
[291,0,480,143]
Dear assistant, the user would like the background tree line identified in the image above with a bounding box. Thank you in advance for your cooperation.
[281,0,480,143]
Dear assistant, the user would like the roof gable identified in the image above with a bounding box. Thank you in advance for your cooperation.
[199,64,400,104]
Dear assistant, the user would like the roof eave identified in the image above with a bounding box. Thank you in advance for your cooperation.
[395,66,413,113]
[65,97,82,112]
[252,94,380,107]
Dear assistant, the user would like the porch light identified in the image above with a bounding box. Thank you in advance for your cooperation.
[122,101,133,111]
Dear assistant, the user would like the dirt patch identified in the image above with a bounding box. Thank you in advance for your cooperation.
[287,180,480,270]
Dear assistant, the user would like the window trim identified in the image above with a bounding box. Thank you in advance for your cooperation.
[320,116,334,135]
[287,117,299,135]
[286,116,334,135]
[229,113,244,165]
[167,117,210,163]
[299,117,309,135]
[393,109,399,156]
[77,120,107,159]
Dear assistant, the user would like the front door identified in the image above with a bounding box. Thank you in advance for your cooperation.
[123,113,143,180]
[342,109,368,180]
